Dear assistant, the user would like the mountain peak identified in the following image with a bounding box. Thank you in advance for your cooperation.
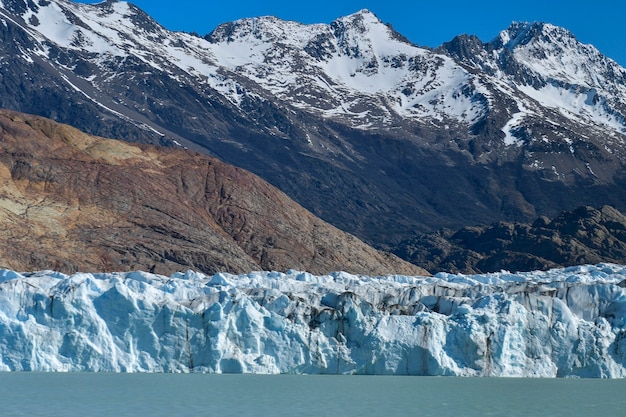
[206,9,387,45]
[326,8,416,58]
[490,20,626,90]
[206,14,317,44]
[332,8,388,35]
[3,0,168,54]
[500,22,576,48]
[340,8,380,23]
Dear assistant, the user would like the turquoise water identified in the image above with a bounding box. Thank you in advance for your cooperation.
[0,374,625,417]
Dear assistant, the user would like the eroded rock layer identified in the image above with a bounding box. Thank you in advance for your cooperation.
[0,109,424,276]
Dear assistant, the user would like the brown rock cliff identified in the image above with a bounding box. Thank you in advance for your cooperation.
[0,109,427,276]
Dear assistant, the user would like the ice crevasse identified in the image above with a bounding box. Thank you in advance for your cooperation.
[1,264,626,377]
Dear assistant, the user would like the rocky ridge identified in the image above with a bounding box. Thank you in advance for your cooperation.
[0,109,426,276]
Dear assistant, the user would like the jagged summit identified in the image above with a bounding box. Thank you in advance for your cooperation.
[333,8,383,30]
[329,8,414,58]
[207,14,320,44]
[494,21,572,50]
[207,8,407,54]
[437,34,488,70]
[493,21,626,88]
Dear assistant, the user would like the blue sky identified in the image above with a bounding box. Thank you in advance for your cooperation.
[78,0,626,66]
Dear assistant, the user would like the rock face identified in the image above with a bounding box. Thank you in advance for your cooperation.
[0,109,426,276]
[1,1,626,256]
[1,265,626,377]
[396,205,626,274]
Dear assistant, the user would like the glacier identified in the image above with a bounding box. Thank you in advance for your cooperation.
[1,264,626,377]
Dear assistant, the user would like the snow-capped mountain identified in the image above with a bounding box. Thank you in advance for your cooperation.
[2,0,626,262]
[205,10,486,129]
[2,264,626,376]
[441,22,626,156]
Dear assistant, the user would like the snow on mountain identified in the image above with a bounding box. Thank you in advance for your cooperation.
[206,9,486,128]
[489,22,626,139]
[1,264,626,376]
[497,22,624,89]
[0,0,245,107]
[3,1,626,147]
[2,2,488,129]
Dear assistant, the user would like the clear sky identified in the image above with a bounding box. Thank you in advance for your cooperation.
[77,0,626,67]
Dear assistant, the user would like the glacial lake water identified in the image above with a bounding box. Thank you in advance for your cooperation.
[0,373,625,417]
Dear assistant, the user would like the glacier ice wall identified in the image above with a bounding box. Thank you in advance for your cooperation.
[1,265,626,377]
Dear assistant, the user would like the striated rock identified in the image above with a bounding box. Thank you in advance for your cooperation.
[396,205,626,274]
[0,109,426,276]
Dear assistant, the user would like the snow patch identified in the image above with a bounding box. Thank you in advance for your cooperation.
[519,83,626,133]
[501,100,534,146]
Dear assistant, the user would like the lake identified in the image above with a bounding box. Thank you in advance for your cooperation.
[0,373,624,417]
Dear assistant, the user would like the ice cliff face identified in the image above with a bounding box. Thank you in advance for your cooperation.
[1,264,626,377]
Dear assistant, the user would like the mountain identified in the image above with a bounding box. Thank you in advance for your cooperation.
[2,264,626,376]
[1,1,626,258]
[0,109,425,276]
[397,205,626,274]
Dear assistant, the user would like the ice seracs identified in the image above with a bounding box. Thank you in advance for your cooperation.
[1,264,626,376]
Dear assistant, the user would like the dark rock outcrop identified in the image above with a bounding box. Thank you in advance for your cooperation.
[396,205,626,274]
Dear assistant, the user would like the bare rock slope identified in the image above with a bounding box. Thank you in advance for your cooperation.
[0,109,426,276]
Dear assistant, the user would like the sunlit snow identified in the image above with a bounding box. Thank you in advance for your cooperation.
[6,1,626,138]
[518,83,626,133]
